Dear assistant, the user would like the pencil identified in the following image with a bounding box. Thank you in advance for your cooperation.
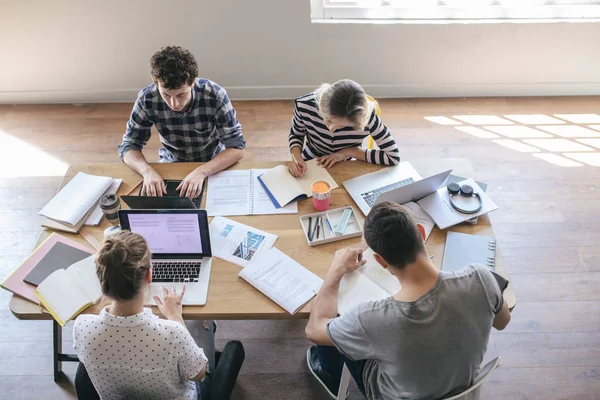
[291,152,300,169]
[126,179,144,195]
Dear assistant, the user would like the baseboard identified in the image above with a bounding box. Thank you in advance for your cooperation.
[1,82,599,104]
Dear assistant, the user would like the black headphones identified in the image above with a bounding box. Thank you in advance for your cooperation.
[447,182,483,214]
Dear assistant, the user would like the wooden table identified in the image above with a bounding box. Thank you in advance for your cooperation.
[9,158,516,381]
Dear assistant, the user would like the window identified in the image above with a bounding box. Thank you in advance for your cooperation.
[311,0,600,23]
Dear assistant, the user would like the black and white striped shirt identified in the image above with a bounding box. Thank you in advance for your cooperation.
[288,93,400,165]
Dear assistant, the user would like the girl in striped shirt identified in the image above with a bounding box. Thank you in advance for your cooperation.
[288,79,400,177]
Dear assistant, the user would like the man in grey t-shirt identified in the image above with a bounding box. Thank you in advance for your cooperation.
[305,201,511,400]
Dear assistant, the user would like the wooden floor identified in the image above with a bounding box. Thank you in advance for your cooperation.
[1,97,600,399]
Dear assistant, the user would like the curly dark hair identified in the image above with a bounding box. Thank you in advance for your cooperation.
[150,46,198,90]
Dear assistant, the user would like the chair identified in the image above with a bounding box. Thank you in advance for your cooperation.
[75,340,246,400]
[336,357,501,400]
[366,95,380,151]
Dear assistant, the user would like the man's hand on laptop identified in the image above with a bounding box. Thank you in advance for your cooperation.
[329,247,367,277]
[142,169,167,196]
[178,169,206,198]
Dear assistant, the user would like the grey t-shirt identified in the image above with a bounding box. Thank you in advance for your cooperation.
[327,264,508,400]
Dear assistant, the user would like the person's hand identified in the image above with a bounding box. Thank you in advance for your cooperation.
[177,169,206,198]
[142,169,166,196]
[317,151,347,169]
[153,285,186,321]
[288,159,307,178]
[330,247,366,276]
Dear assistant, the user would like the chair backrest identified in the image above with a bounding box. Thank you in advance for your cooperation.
[442,357,502,400]
[366,95,379,150]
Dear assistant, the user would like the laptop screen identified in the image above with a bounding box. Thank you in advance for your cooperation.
[118,210,211,259]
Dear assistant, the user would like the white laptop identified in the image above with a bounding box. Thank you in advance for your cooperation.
[118,209,213,306]
[344,161,452,215]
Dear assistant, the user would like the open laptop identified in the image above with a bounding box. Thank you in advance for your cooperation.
[118,209,212,306]
[344,161,452,215]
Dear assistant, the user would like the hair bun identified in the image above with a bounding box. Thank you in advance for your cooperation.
[97,237,128,266]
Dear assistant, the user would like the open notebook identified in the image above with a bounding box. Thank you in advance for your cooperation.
[39,172,113,228]
[257,160,339,208]
[206,169,298,217]
[35,255,102,327]
[337,248,401,315]
[239,248,323,315]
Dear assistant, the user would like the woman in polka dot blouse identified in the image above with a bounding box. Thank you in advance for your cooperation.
[73,231,215,399]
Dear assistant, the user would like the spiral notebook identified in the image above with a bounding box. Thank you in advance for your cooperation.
[39,172,114,227]
[416,178,498,230]
[239,247,323,315]
[205,169,298,216]
[442,232,496,271]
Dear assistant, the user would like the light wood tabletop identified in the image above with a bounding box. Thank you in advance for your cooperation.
[9,158,516,320]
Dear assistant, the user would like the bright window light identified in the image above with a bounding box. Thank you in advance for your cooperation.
[554,114,600,123]
[455,126,500,139]
[453,115,513,125]
[536,125,600,138]
[588,125,600,132]
[493,139,541,153]
[576,138,600,149]
[504,114,565,125]
[424,116,462,125]
[0,131,68,178]
[563,152,600,166]
[484,126,552,138]
[522,139,595,152]
[532,153,583,167]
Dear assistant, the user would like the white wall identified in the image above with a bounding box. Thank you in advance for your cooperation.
[0,0,599,103]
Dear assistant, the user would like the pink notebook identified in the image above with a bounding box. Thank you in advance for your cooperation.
[1,233,94,304]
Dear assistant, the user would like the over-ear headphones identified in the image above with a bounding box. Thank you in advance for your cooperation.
[447,182,483,214]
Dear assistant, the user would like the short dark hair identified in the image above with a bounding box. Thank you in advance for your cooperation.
[364,201,426,270]
[96,231,151,301]
[150,46,198,90]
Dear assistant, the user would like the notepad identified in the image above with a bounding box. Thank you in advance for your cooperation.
[416,178,498,230]
[337,248,400,314]
[35,255,102,327]
[257,160,339,208]
[39,172,114,227]
[0,233,94,304]
[239,248,323,315]
[442,232,496,272]
[205,169,298,217]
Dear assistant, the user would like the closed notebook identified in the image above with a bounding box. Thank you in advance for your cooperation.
[238,247,323,315]
[0,233,94,304]
[442,231,496,272]
[257,160,339,208]
[34,255,102,327]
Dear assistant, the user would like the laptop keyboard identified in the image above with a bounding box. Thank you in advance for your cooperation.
[361,177,415,207]
[152,261,201,283]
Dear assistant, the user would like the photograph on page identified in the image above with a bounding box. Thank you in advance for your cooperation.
[209,217,278,267]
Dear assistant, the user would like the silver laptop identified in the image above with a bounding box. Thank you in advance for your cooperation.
[344,161,451,215]
[118,209,212,306]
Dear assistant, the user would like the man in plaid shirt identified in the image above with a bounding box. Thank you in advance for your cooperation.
[118,46,246,198]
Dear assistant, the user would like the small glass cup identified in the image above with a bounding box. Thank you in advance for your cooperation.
[311,180,332,211]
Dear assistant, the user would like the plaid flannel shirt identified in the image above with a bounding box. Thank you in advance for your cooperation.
[118,78,246,162]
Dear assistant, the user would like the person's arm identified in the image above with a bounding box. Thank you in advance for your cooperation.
[305,248,366,345]
[364,113,400,166]
[477,267,512,331]
[177,86,245,198]
[493,301,511,331]
[119,98,166,196]
[288,101,308,177]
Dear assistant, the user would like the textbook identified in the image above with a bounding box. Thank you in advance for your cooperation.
[337,248,401,314]
[257,160,339,208]
[34,255,102,327]
[0,233,94,304]
[239,248,323,315]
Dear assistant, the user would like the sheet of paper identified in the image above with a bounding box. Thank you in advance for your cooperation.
[209,217,278,267]
[402,201,435,240]
[338,270,391,315]
[84,179,123,226]
[239,248,323,315]
[66,255,102,303]
[357,248,402,296]
[252,169,298,215]
[206,170,252,216]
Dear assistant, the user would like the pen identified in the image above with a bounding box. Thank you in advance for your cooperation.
[321,217,326,238]
[308,217,313,241]
[324,213,334,236]
[316,217,321,239]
